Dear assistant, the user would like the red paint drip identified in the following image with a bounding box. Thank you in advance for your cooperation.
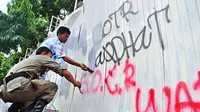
[118,88,122,94]
[135,88,141,112]
[144,88,156,112]
[193,71,200,90]
[100,86,103,92]
[163,86,171,112]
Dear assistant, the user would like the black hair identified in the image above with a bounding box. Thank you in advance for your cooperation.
[57,26,71,36]
[36,46,52,55]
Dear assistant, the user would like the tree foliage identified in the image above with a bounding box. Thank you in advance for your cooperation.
[30,0,75,20]
[0,52,22,79]
[0,11,25,54]
[0,0,75,79]
[8,0,44,53]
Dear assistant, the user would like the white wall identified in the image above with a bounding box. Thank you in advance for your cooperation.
[44,0,200,112]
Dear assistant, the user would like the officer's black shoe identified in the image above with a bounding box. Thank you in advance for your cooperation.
[8,103,22,112]
[29,100,47,112]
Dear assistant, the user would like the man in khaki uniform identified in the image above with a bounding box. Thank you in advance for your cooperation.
[0,47,81,112]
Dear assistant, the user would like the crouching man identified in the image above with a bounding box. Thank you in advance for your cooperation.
[0,47,81,112]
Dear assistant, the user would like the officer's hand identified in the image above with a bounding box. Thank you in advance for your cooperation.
[74,81,83,94]
[74,81,81,88]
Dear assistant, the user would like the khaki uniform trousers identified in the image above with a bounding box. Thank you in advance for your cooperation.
[0,79,57,109]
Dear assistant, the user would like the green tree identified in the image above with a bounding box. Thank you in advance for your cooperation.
[4,0,75,53]
[30,0,75,20]
[0,0,76,78]
[8,0,40,53]
[0,11,25,54]
[0,52,22,79]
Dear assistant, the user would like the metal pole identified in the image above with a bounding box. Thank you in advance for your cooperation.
[74,0,78,11]
[48,16,54,33]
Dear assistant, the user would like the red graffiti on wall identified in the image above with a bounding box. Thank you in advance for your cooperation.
[80,73,90,94]
[81,58,136,95]
[81,60,200,111]
[136,72,200,112]
[91,69,103,93]
[136,88,157,112]
[135,88,141,112]
[175,81,198,112]
[193,71,200,90]
[163,86,171,112]
[123,59,136,91]
[105,64,122,95]
[81,69,103,94]
[174,71,200,112]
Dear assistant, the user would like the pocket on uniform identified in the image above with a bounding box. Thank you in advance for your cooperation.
[7,82,22,92]
[7,78,31,92]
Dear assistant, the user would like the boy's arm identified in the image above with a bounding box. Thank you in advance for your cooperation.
[62,56,88,71]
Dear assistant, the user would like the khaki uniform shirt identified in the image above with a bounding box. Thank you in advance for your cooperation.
[0,55,65,92]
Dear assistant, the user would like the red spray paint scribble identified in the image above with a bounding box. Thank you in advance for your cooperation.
[91,69,103,93]
[81,62,200,112]
[175,81,200,112]
[193,71,200,90]
[135,88,141,112]
[136,88,156,112]
[82,59,136,95]
[105,64,122,95]
[145,88,156,112]
[123,59,136,91]
[80,73,90,94]
[100,86,103,92]
[163,86,171,112]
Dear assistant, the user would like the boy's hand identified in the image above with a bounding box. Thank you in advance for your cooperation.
[80,63,88,71]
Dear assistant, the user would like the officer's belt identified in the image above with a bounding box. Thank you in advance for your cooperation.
[0,72,30,86]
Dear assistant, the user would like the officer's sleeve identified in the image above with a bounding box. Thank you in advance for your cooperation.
[42,57,66,76]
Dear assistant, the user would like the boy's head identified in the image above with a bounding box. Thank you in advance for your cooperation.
[57,26,71,43]
[36,47,52,58]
